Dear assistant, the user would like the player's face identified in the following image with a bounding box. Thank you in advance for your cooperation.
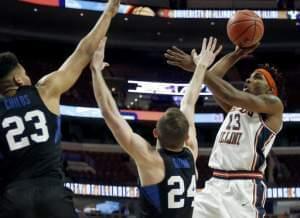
[244,71,270,95]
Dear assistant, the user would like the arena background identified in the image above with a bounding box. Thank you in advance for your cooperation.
[0,0,300,217]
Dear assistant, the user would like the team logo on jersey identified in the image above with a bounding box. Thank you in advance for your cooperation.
[218,131,243,145]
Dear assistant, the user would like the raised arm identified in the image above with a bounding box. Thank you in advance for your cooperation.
[204,44,260,112]
[180,37,222,159]
[205,49,245,112]
[91,38,153,164]
[36,0,120,114]
[165,43,259,112]
[205,71,283,117]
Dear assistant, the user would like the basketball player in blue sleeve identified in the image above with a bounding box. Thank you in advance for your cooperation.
[91,37,222,218]
[165,42,284,218]
[0,1,119,218]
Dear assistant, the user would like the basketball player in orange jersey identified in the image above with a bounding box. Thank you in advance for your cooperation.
[0,1,119,217]
[165,39,284,218]
[91,37,222,218]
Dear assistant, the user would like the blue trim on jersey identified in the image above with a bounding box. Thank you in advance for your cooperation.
[139,185,161,212]
[254,179,266,218]
[172,157,191,169]
[255,127,273,170]
[59,0,65,7]
[55,116,61,144]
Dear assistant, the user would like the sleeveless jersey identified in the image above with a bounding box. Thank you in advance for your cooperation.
[140,147,196,218]
[0,86,62,189]
[209,107,279,173]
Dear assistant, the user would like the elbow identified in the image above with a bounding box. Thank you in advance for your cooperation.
[101,108,113,122]
[180,99,193,110]
[101,106,118,121]
[101,106,112,118]
[101,108,122,130]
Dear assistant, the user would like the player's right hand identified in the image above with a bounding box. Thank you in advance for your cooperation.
[192,37,222,68]
[106,0,120,17]
[235,42,260,58]
[164,46,196,72]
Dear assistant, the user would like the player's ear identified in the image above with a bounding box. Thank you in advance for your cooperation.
[13,74,24,86]
[268,87,274,95]
[153,128,158,138]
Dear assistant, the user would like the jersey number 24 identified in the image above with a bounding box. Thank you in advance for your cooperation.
[168,175,196,209]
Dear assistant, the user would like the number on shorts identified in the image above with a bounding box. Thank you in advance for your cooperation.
[168,175,196,209]
[2,110,49,151]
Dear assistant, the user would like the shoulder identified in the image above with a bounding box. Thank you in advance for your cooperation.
[259,94,284,114]
[184,146,197,161]
[259,95,283,133]
[137,146,164,166]
[259,94,282,104]
[34,83,60,115]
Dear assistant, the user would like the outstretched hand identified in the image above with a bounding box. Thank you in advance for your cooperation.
[90,37,110,73]
[164,46,196,72]
[192,37,222,68]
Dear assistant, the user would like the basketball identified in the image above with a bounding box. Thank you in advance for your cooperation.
[227,10,264,48]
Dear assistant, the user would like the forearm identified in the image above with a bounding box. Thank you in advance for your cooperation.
[206,51,241,79]
[181,64,207,107]
[92,71,146,158]
[79,11,114,56]
[213,95,232,112]
[205,72,238,105]
[92,70,120,117]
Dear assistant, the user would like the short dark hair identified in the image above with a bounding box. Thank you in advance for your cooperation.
[0,52,19,79]
[156,107,189,149]
[258,63,286,103]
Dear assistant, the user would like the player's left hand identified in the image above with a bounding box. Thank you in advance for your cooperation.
[90,37,110,73]
[164,46,196,72]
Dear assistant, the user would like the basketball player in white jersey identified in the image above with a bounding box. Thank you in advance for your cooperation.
[165,39,284,218]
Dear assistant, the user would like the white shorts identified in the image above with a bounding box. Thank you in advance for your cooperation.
[192,177,267,218]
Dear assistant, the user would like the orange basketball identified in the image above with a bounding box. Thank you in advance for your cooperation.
[227,10,264,48]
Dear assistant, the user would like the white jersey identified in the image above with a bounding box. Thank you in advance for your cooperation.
[209,107,279,173]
